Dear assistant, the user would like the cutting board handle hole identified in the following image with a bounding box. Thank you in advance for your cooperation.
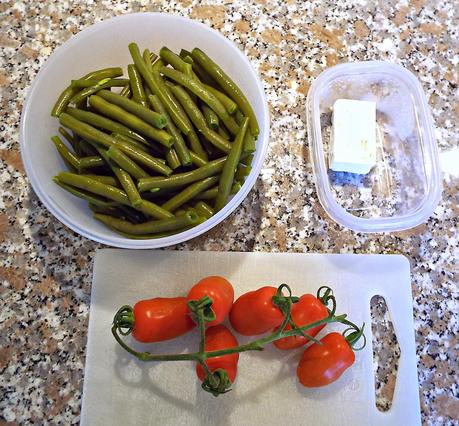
[371,295,401,412]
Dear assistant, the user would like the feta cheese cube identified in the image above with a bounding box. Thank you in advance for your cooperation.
[330,99,377,174]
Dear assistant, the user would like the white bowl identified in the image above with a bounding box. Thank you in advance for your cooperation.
[20,13,269,249]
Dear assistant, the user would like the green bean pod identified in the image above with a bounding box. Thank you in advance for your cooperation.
[181,53,218,87]
[81,174,119,187]
[69,78,129,106]
[106,146,149,179]
[120,84,131,98]
[70,78,111,88]
[191,48,259,136]
[170,85,232,154]
[53,176,120,207]
[88,95,173,147]
[94,210,199,235]
[51,67,123,117]
[138,156,226,191]
[66,107,147,143]
[117,169,142,206]
[160,67,239,135]
[96,89,167,129]
[79,155,105,170]
[58,113,172,176]
[203,84,238,115]
[148,94,192,166]
[165,148,181,170]
[161,176,219,212]
[57,172,171,220]
[194,201,214,219]
[217,125,230,140]
[128,43,193,135]
[235,110,256,153]
[194,182,241,200]
[160,47,193,74]
[202,104,219,129]
[215,117,249,211]
[58,126,81,156]
[127,64,147,107]
[190,151,208,167]
[51,136,80,170]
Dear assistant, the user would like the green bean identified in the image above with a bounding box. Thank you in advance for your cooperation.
[117,205,148,224]
[53,176,120,207]
[160,47,193,74]
[94,146,172,220]
[96,89,167,129]
[51,136,80,169]
[195,182,241,200]
[94,210,199,235]
[161,176,219,212]
[58,172,172,220]
[51,67,123,117]
[117,169,142,206]
[88,95,172,147]
[242,153,254,166]
[79,139,98,156]
[70,78,110,88]
[217,125,230,140]
[112,133,148,152]
[58,126,81,156]
[106,146,149,179]
[194,201,214,219]
[182,54,218,87]
[59,113,172,176]
[165,148,181,170]
[138,156,226,191]
[69,78,129,106]
[128,43,192,135]
[190,151,208,167]
[235,110,256,153]
[235,164,252,181]
[66,107,147,143]
[81,174,119,187]
[160,67,239,135]
[79,155,105,169]
[202,104,219,129]
[171,85,232,154]
[148,94,192,166]
[120,84,131,97]
[127,64,148,108]
[143,49,153,74]
[192,48,259,136]
[215,117,248,210]
[203,84,238,115]
[88,203,121,216]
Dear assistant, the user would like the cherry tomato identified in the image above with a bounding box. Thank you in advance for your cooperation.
[273,294,328,350]
[187,276,234,326]
[132,297,196,343]
[229,286,284,335]
[196,324,239,383]
[297,332,355,387]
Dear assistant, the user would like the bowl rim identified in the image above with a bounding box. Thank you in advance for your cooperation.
[19,12,270,249]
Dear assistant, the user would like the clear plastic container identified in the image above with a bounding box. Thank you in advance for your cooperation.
[307,61,442,233]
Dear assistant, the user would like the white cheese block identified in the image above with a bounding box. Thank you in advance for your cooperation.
[330,99,377,174]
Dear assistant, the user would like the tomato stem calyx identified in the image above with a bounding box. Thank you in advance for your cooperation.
[188,295,216,324]
[113,305,135,336]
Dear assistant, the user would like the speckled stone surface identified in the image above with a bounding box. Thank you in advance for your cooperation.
[0,1,458,425]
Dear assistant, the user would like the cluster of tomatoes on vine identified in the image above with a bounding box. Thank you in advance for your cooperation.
[113,276,365,396]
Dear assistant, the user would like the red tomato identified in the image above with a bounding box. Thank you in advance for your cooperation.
[187,276,234,326]
[273,294,328,350]
[132,297,196,343]
[297,332,355,387]
[196,325,239,383]
[229,286,284,335]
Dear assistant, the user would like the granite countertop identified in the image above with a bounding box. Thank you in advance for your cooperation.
[1,1,458,425]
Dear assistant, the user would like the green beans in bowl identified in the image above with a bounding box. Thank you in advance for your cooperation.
[20,14,269,248]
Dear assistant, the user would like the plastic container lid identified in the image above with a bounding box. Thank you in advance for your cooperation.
[307,61,442,233]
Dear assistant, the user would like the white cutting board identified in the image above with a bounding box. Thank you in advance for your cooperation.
[81,250,420,426]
